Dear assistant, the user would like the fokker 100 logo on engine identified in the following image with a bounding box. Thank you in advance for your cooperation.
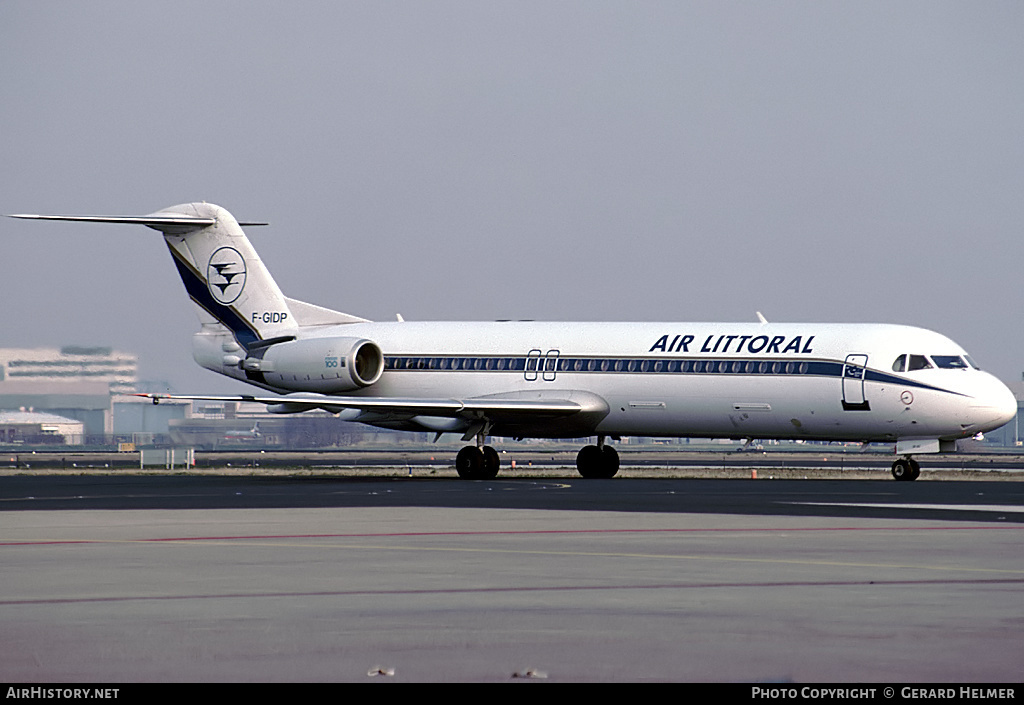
[207,247,247,305]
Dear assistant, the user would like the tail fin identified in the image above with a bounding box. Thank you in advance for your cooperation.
[156,202,297,348]
[9,202,366,348]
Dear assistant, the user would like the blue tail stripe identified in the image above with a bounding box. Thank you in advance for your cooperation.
[167,245,260,348]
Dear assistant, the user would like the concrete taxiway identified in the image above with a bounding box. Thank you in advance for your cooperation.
[2,475,1023,682]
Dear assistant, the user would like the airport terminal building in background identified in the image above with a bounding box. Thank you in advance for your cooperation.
[0,345,392,448]
[0,346,186,444]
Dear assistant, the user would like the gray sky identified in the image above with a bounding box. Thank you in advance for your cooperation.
[3,1,1023,393]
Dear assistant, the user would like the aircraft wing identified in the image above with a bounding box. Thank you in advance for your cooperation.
[134,392,601,418]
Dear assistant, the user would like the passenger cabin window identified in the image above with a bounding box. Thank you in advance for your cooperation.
[892,355,906,372]
[907,355,932,371]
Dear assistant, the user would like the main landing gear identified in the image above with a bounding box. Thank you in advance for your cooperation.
[455,423,501,480]
[456,443,500,480]
[576,436,620,479]
[454,433,620,480]
[891,456,921,481]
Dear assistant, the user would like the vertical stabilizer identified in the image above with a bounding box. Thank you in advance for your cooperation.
[153,203,298,348]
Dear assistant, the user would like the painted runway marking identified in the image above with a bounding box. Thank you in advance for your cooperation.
[5,526,1024,576]
[791,502,1024,513]
[2,577,1022,607]
[4,523,1024,547]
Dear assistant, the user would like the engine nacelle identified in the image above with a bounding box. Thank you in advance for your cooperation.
[241,336,384,393]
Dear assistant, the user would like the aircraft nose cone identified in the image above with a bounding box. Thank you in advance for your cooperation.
[966,377,1018,431]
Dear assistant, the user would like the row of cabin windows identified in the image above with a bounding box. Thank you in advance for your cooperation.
[385,356,825,376]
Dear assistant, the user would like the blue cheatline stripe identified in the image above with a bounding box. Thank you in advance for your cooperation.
[166,245,261,348]
[863,369,967,396]
[381,355,967,397]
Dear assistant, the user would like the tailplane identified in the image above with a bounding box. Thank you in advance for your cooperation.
[8,202,367,349]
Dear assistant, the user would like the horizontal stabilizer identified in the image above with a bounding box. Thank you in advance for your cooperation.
[6,212,267,234]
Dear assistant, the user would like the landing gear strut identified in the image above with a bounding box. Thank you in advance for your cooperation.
[891,456,921,481]
[576,436,620,478]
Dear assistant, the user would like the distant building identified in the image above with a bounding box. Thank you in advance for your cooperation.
[113,395,191,438]
[0,346,138,394]
[0,410,85,445]
[0,346,139,438]
[0,380,111,437]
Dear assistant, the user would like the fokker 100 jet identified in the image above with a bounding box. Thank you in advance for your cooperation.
[9,203,1017,480]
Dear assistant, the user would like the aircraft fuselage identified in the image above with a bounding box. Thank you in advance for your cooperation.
[193,320,1014,444]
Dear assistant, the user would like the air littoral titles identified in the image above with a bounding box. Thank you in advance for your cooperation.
[649,334,815,355]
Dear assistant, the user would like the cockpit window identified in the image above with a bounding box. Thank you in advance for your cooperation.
[931,355,969,370]
[965,355,981,370]
[907,355,932,371]
[895,354,972,372]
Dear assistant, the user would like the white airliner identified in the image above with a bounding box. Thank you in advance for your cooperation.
[223,422,261,442]
[10,202,1017,481]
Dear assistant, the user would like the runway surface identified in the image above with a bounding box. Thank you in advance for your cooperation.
[2,475,1023,682]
